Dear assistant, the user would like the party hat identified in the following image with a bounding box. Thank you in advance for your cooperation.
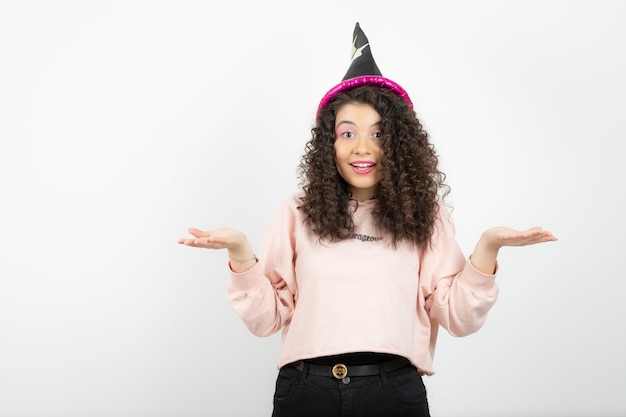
[317,22,413,115]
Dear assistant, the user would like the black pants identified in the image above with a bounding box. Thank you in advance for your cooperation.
[271,356,430,417]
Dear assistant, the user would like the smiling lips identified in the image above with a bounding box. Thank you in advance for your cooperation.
[350,160,376,175]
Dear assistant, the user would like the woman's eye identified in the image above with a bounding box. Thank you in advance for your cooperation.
[372,131,383,139]
[340,131,355,139]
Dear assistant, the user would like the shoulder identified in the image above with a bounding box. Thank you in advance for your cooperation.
[271,191,305,219]
[264,192,307,236]
[281,191,305,210]
[290,191,305,205]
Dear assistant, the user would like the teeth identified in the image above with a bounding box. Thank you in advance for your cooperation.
[351,163,373,168]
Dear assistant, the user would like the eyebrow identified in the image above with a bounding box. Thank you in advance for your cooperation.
[335,120,355,128]
[335,120,382,129]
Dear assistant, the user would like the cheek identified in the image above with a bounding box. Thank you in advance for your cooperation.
[333,142,347,161]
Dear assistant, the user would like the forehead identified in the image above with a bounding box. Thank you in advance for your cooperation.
[335,103,381,126]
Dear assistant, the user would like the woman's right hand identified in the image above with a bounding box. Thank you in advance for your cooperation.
[177,227,248,250]
[178,227,257,272]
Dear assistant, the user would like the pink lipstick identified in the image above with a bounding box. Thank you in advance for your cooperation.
[350,160,376,175]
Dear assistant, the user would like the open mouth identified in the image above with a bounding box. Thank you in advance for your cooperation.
[350,162,376,174]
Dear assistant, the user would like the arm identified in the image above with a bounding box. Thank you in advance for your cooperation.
[177,195,299,337]
[424,206,557,337]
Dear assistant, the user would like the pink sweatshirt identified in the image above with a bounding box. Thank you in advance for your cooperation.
[227,193,498,376]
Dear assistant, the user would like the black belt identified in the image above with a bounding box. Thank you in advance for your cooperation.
[291,357,411,380]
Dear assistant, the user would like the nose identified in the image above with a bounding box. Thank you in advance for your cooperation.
[353,136,371,154]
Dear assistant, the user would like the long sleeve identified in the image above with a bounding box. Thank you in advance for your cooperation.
[422,203,499,337]
[226,195,299,337]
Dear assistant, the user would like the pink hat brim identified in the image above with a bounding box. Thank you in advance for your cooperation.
[317,75,413,117]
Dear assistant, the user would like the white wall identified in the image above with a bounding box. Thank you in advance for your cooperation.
[1,1,624,416]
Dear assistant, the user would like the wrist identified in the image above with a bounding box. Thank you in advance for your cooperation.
[227,243,257,271]
[228,254,258,273]
[228,254,257,263]
[227,240,253,260]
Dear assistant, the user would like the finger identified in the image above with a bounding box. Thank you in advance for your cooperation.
[193,237,224,248]
[538,233,558,242]
[525,227,547,235]
[525,227,556,239]
[522,232,558,245]
[188,227,209,238]
[530,228,558,241]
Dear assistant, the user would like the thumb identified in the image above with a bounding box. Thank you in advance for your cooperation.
[188,227,208,238]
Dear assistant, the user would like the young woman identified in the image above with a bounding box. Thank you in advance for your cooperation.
[178,23,556,417]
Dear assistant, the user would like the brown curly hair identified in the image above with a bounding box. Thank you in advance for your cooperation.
[297,84,450,249]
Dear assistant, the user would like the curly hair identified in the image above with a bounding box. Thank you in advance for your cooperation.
[297,84,450,249]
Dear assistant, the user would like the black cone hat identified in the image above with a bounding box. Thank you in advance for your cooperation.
[342,22,382,80]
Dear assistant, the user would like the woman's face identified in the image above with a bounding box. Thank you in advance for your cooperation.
[333,103,384,202]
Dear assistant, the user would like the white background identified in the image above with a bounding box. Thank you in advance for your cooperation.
[1,1,625,416]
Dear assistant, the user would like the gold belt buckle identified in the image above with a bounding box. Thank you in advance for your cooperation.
[332,363,348,379]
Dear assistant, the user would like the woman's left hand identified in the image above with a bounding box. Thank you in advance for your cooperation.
[481,226,558,250]
[471,227,557,275]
